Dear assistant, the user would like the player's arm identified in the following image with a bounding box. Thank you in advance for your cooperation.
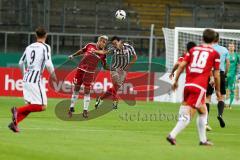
[93,50,109,55]
[213,69,221,99]
[68,49,84,59]
[45,47,57,82]
[126,46,138,70]
[209,71,215,87]
[225,52,230,76]
[214,53,221,99]
[18,51,27,76]
[169,62,180,80]
[172,60,187,90]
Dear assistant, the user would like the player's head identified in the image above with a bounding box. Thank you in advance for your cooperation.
[228,42,235,53]
[213,32,219,43]
[111,36,123,49]
[186,41,196,52]
[35,27,47,40]
[97,35,108,49]
[202,29,216,44]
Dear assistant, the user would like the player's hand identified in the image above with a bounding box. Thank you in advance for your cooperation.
[209,78,215,87]
[68,55,74,60]
[169,73,174,80]
[172,81,178,91]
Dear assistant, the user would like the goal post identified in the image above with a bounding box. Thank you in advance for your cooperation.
[162,27,240,103]
[163,27,240,72]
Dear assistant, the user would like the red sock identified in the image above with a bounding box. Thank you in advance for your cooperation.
[17,104,44,124]
[17,111,30,124]
[101,88,115,99]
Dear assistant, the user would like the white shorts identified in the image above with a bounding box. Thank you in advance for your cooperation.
[23,81,47,105]
[111,69,127,86]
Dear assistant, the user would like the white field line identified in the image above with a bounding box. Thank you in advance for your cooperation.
[0,126,239,136]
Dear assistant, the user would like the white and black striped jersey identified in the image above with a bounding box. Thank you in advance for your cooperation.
[111,43,136,70]
[19,42,54,83]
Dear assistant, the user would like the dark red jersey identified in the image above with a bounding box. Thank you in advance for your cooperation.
[183,44,220,90]
[78,43,106,73]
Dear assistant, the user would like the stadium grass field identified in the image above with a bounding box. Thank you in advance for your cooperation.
[0,96,239,160]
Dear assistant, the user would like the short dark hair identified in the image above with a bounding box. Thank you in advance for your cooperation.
[35,27,46,38]
[203,29,216,44]
[186,41,196,52]
[214,32,219,43]
[111,36,121,42]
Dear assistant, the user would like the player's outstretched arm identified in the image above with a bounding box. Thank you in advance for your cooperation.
[68,49,84,59]
[94,50,109,55]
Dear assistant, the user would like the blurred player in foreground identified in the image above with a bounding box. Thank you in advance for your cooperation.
[68,35,109,118]
[169,41,196,80]
[167,29,221,146]
[9,27,56,132]
[95,36,137,109]
[226,42,239,109]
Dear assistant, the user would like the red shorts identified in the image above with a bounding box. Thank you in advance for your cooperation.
[183,85,206,108]
[73,69,95,88]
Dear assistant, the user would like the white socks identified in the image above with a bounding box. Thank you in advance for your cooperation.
[170,105,191,138]
[83,94,90,110]
[197,113,208,143]
[70,91,79,108]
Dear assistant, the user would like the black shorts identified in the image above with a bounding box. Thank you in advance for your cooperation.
[206,78,214,96]
[206,71,226,96]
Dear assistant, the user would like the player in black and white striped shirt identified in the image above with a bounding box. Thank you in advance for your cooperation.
[8,27,56,132]
[95,36,137,109]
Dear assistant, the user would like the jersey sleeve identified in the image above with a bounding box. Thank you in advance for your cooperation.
[128,45,136,56]
[45,45,55,74]
[19,49,27,65]
[213,51,220,70]
[18,49,27,74]
[44,45,51,61]
[224,47,229,60]
[183,52,191,63]
[82,44,90,52]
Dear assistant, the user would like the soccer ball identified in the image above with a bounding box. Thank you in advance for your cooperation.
[115,10,126,20]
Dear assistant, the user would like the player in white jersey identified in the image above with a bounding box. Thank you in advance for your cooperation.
[8,27,56,133]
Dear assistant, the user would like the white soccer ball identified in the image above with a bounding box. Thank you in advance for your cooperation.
[115,10,126,20]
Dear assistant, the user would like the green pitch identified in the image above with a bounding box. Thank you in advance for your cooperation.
[0,96,240,160]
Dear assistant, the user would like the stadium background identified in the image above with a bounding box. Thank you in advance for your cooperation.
[0,0,239,103]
